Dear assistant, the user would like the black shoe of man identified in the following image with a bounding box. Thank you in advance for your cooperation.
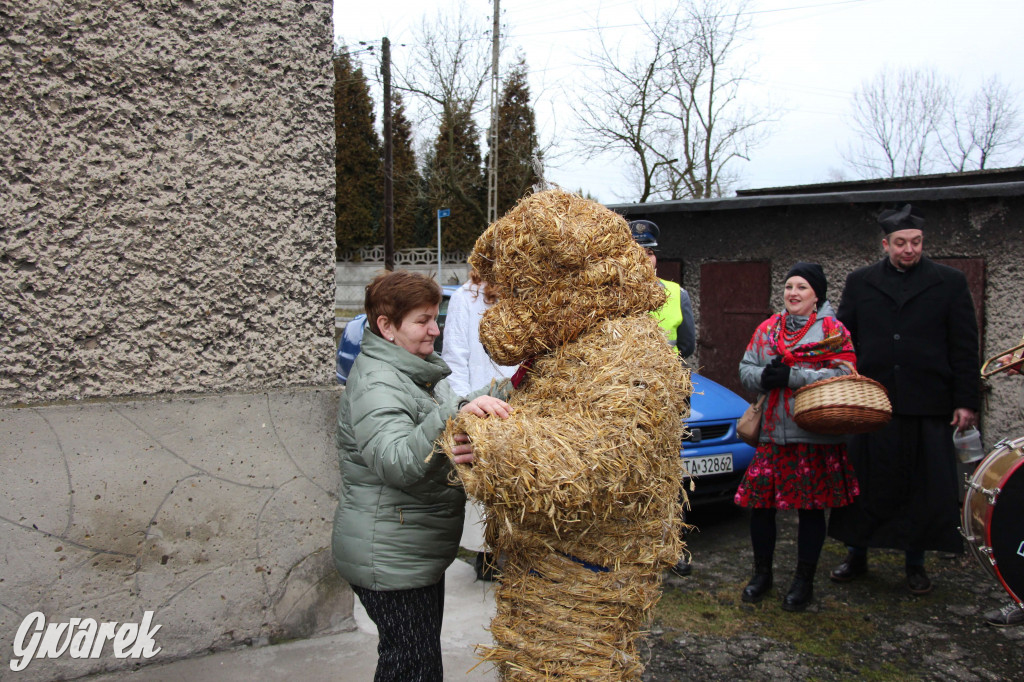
[830,553,867,583]
[670,557,692,577]
[474,552,499,582]
[906,565,933,595]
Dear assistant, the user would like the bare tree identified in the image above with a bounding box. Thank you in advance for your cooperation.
[573,15,675,203]
[843,66,950,178]
[574,0,772,202]
[844,68,1024,178]
[655,0,771,199]
[938,75,1024,172]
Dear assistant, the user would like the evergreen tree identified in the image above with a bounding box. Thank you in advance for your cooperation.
[415,147,438,248]
[333,47,381,256]
[491,57,541,216]
[390,93,424,250]
[424,101,487,253]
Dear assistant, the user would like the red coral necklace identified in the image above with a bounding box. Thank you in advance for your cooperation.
[778,311,816,352]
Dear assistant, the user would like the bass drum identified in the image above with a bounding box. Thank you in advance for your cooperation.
[961,435,1024,606]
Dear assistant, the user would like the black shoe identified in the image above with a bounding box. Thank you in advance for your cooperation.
[670,558,692,577]
[474,552,499,582]
[830,553,867,583]
[741,556,773,603]
[781,561,816,612]
[906,565,933,595]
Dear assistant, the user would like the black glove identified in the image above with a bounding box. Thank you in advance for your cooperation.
[760,357,791,390]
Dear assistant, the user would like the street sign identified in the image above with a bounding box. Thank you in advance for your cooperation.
[436,209,450,283]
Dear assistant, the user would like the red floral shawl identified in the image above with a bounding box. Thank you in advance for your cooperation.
[757,312,857,431]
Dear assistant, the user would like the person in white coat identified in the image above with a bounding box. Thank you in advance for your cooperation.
[442,269,518,580]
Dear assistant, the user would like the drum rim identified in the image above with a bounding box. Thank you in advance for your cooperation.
[962,438,1024,605]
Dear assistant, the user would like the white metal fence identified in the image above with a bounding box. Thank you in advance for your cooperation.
[335,246,471,316]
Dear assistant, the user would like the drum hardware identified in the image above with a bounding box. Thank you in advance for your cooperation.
[961,434,1024,606]
[958,528,979,545]
[964,478,1000,505]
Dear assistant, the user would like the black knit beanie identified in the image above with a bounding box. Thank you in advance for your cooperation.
[785,262,827,308]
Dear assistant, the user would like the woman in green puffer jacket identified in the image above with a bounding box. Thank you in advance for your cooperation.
[332,270,512,682]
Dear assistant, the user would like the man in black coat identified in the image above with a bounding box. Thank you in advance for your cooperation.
[827,203,980,595]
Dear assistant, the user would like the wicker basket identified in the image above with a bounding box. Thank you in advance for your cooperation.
[793,365,892,435]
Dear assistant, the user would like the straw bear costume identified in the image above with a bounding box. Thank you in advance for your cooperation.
[442,190,692,681]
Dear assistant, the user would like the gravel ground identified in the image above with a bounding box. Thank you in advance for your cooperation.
[642,503,1023,682]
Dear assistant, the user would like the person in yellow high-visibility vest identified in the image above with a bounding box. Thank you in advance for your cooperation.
[630,219,696,578]
[630,220,696,358]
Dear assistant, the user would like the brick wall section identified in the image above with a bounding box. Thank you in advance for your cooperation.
[1,0,336,405]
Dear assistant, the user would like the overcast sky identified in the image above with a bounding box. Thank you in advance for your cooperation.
[334,0,1024,204]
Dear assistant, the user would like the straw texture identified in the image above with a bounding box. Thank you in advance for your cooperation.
[441,189,692,680]
[469,189,666,366]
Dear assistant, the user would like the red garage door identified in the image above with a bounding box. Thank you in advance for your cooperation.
[698,261,773,398]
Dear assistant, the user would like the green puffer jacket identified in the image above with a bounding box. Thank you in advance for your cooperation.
[331,330,506,591]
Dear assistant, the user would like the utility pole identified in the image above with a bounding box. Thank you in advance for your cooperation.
[486,0,500,225]
[382,37,394,271]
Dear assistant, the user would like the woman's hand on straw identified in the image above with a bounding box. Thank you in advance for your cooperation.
[450,433,475,464]
[460,395,512,419]
[453,396,511,464]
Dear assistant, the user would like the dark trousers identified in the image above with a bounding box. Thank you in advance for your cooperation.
[351,575,445,682]
[828,415,963,553]
[751,508,827,564]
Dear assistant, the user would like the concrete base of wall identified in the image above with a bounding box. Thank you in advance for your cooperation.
[0,386,348,681]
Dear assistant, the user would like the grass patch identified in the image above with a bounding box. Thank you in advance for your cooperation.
[752,597,877,660]
[653,583,902,676]
[655,586,750,639]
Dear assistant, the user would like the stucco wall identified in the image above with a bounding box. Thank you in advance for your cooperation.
[0,1,345,677]
[1,0,336,405]
[621,196,1024,445]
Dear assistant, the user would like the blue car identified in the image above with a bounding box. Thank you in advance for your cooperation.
[682,373,756,505]
[336,297,755,503]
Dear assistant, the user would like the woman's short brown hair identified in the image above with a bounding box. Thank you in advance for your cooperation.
[364,270,442,336]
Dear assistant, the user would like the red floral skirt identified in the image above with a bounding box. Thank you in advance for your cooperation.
[734,441,860,510]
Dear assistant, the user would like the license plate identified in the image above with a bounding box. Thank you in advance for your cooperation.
[685,453,733,476]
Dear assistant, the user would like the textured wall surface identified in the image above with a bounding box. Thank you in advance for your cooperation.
[0,388,349,681]
[0,1,348,676]
[1,0,336,405]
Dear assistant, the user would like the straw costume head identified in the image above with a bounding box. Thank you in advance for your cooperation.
[469,189,667,365]
[442,189,692,681]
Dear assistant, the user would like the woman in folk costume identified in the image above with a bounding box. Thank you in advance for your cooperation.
[736,262,860,611]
